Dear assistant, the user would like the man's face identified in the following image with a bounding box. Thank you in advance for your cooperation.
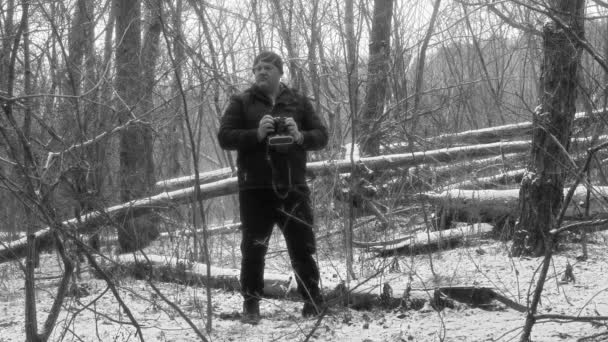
[253,61,282,93]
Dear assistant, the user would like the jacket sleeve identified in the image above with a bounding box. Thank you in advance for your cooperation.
[217,95,260,151]
[299,96,328,151]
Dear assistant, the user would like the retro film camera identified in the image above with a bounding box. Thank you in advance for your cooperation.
[267,116,294,146]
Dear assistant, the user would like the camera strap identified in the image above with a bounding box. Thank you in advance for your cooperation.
[265,144,292,199]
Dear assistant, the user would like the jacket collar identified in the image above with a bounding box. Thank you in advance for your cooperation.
[250,83,294,105]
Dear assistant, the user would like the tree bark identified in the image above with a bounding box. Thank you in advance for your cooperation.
[360,0,393,156]
[141,0,162,116]
[157,140,532,191]
[115,0,159,253]
[162,0,184,179]
[358,223,493,255]
[0,177,239,263]
[410,0,441,141]
[512,0,586,257]
[0,0,15,93]
[420,186,606,229]
[4,181,605,264]
[386,109,600,153]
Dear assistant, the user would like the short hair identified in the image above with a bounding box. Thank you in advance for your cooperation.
[252,51,284,74]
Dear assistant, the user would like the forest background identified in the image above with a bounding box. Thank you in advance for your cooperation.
[2,0,607,234]
[3,0,608,341]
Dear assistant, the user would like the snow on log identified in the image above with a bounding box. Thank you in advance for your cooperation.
[158,222,242,239]
[448,169,526,189]
[3,140,604,263]
[93,222,243,246]
[444,146,605,190]
[0,178,239,263]
[363,223,494,255]
[105,254,298,298]
[420,186,608,226]
[406,154,525,190]
[156,134,608,192]
[284,140,530,175]
[386,109,602,152]
[156,141,532,191]
[155,167,234,190]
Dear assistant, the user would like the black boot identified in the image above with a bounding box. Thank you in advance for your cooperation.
[241,300,261,325]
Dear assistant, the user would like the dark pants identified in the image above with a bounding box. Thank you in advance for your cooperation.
[239,186,321,305]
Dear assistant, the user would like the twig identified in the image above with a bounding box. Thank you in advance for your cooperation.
[303,308,329,342]
[557,141,608,227]
[550,219,608,236]
[145,275,209,342]
[0,156,16,166]
[578,331,608,342]
[43,118,143,170]
[485,2,542,36]
[82,251,145,342]
[535,314,608,322]
[507,0,608,74]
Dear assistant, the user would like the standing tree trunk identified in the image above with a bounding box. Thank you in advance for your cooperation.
[411,0,441,136]
[0,0,15,93]
[360,0,393,156]
[141,0,162,116]
[511,0,585,257]
[270,0,306,93]
[169,0,184,177]
[344,0,359,285]
[305,0,321,115]
[115,0,159,252]
[0,0,16,235]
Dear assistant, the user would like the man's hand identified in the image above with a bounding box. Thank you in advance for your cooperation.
[284,117,304,144]
[257,115,275,141]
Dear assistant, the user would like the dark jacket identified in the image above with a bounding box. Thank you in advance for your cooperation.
[218,83,328,190]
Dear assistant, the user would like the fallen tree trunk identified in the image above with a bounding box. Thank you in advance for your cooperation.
[362,223,494,255]
[155,167,234,191]
[105,254,294,297]
[419,186,608,230]
[427,153,524,183]
[3,182,604,264]
[443,144,607,190]
[159,222,242,239]
[404,154,525,191]
[0,141,533,263]
[449,169,526,190]
[386,109,602,152]
[104,254,525,312]
[155,135,607,193]
[103,253,415,309]
[0,178,239,263]
[157,134,607,193]
[95,222,243,247]
[3,138,604,263]
[157,140,533,191]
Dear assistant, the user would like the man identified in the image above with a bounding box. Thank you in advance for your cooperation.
[218,51,328,324]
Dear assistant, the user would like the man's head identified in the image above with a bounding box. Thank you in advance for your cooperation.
[253,51,283,74]
[252,51,283,95]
